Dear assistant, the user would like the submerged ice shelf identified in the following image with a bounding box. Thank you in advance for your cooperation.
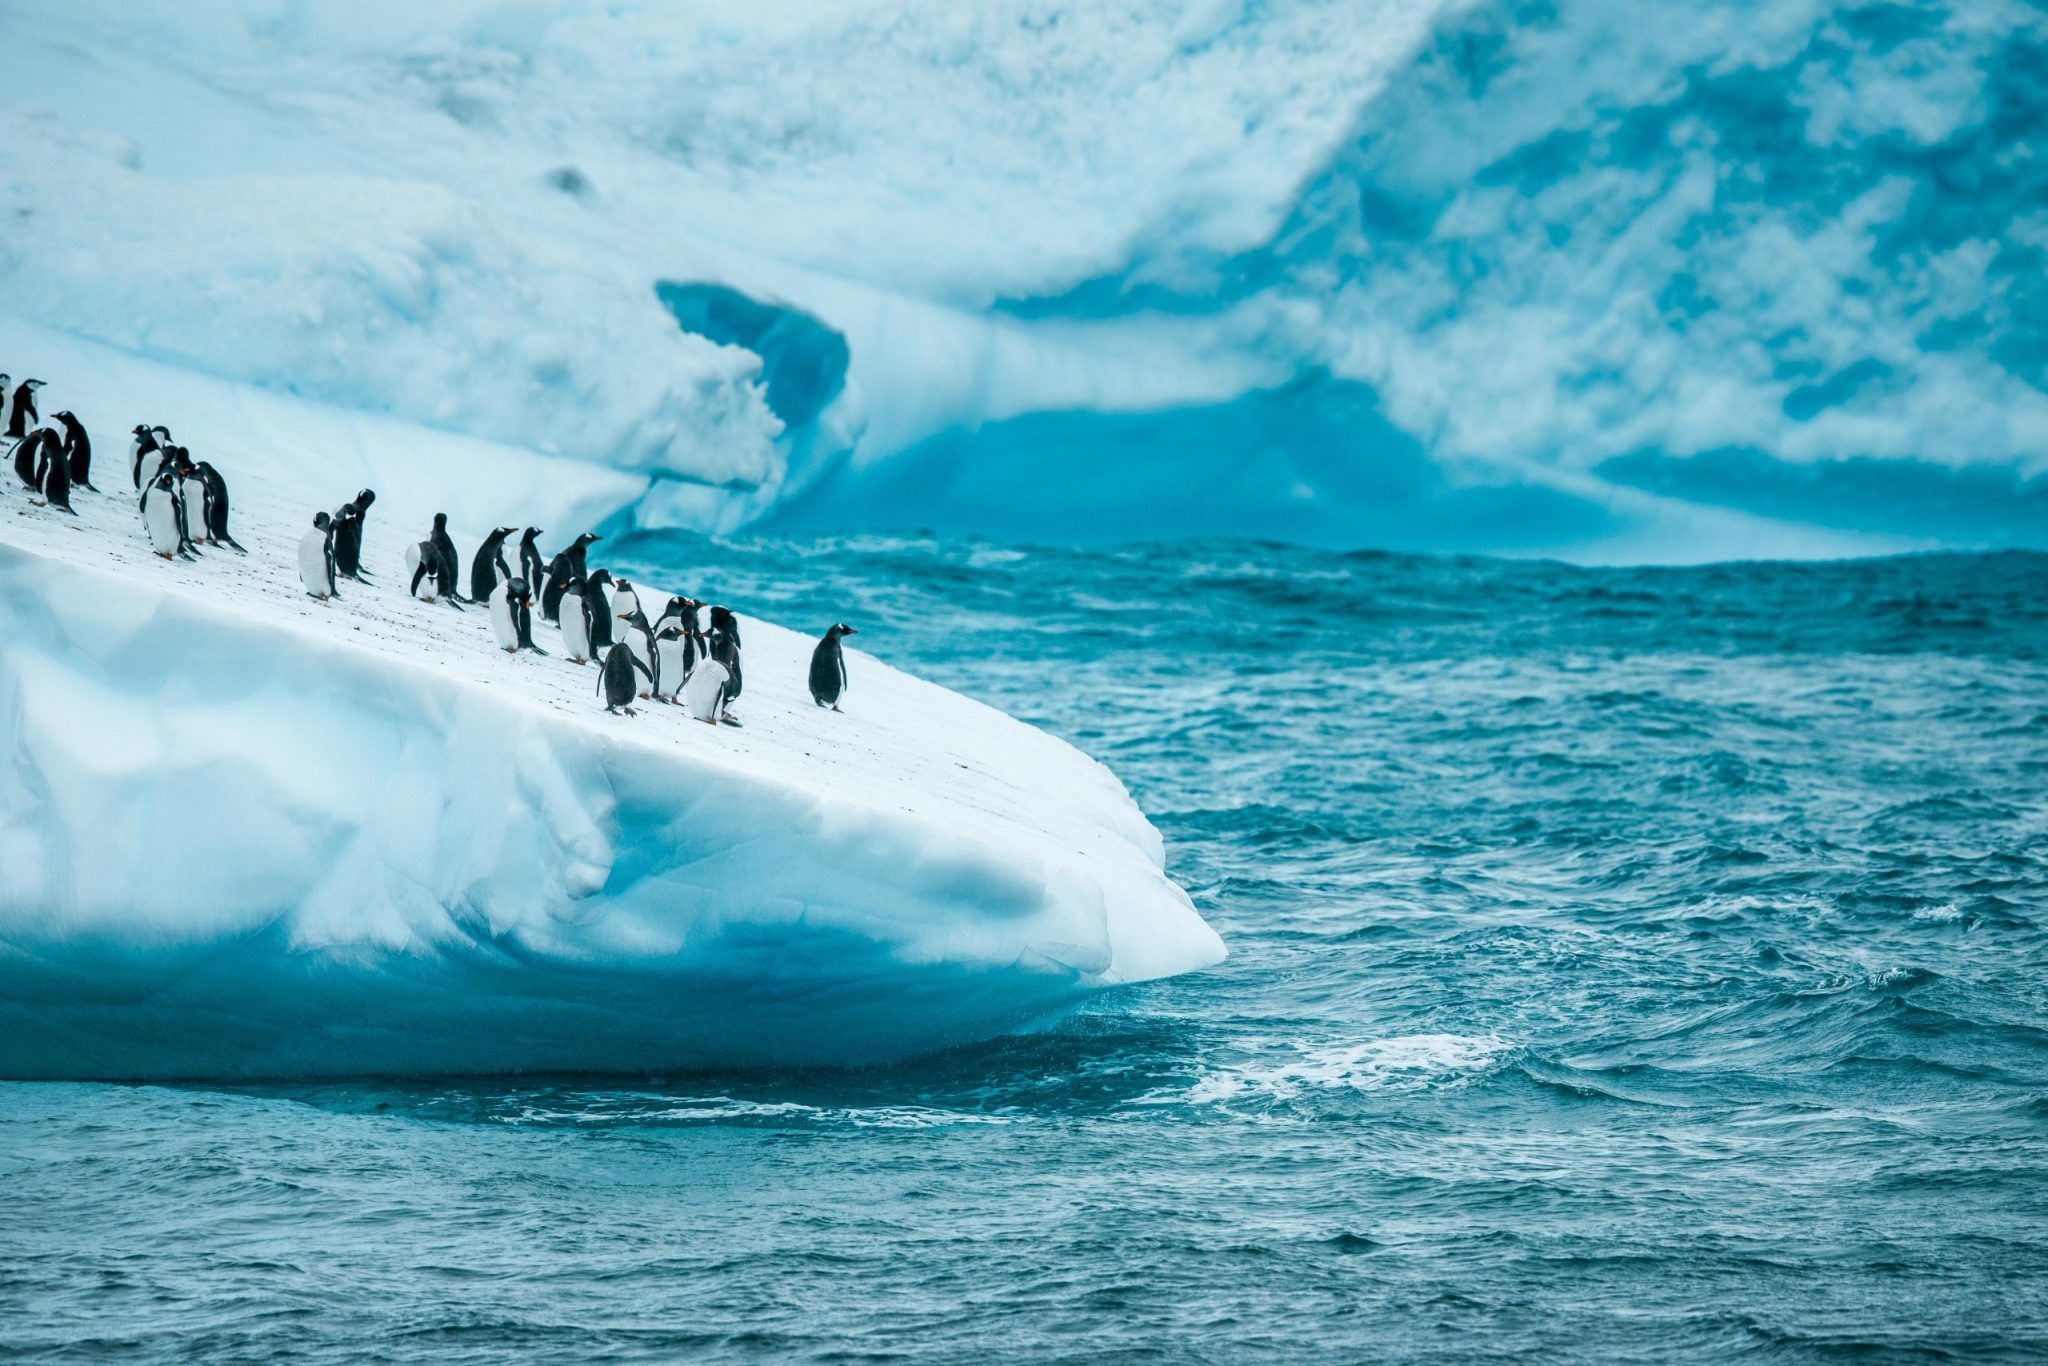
[0,326,1222,1080]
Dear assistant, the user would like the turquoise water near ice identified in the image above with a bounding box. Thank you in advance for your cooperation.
[5,540,2048,1359]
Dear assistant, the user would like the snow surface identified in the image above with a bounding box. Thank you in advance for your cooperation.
[0,321,1222,1080]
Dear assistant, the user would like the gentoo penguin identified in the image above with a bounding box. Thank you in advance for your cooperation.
[708,606,743,719]
[13,426,49,490]
[190,459,245,552]
[5,378,43,440]
[299,511,339,600]
[168,451,211,547]
[427,512,464,601]
[609,578,642,622]
[405,515,464,608]
[471,526,517,603]
[542,533,600,621]
[518,528,546,599]
[52,412,93,491]
[618,609,657,697]
[809,623,859,710]
[581,570,616,650]
[333,489,375,581]
[128,425,158,488]
[653,625,688,702]
[141,467,190,559]
[558,575,593,663]
[32,430,75,513]
[597,641,650,715]
[679,651,732,726]
[138,427,175,488]
[490,577,548,655]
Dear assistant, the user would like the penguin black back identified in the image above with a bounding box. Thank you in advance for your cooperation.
[471,526,515,602]
[597,641,647,714]
[429,512,463,599]
[809,623,858,709]
[194,461,245,552]
[53,412,94,491]
[36,431,75,514]
[519,528,545,594]
[582,571,616,650]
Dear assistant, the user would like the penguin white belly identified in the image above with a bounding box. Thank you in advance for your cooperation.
[561,602,591,661]
[655,638,684,698]
[627,628,652,678]
[680,660,730,722]
[488,581,519,650]
[181,480,209,541]
[404,543,434,600]
[297,528,332,597]
[610,586,639,619]
[142,485,181,555]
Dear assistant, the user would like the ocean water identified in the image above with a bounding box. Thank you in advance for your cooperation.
[6,539,2048,1360]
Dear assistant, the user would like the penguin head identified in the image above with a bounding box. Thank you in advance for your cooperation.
[508,577,530,603]
[432,512,448,530]
[23,379,43,390]
[356,488,377,509]
[521,527,542,543]
[587,569,614,589]
[132,423,150,437]
[54,410,73,422]
[621,609,650,628]
[829,622,859,638]
[575,533,602,549]
[151,426,171,442]
[655,625,684,641]
[313,511,331,530]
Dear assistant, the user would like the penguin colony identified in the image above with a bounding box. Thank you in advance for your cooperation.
[4,366,858,728]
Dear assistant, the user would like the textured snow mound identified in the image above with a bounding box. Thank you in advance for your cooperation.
[0,325,1222,1080]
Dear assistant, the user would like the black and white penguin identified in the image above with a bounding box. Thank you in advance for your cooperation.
[518,528,546,599]
[31,430,75,514]
[13,426,50,491]
[679,643,732,725]
[597,641,650,715]
[299,511,339,600]
[428,512,465,601]
[140,466,191,559]
[471,526,517,603]
[542,533,601,621]
[333,488,375,581]
[405,514,464,608]
[609,578,642,621]
[581,570,616,650]
[5,378,43,440]
[558,574,593,663]
[809,623,859,710]
[189,459,245,552]
[617,609,657,698]
[51,412,94,491]
[139,427,175,488]
[490,577,548,655]
[167,450,210,548]
[708,606,743,719]
[653,625,688,703]
[128,425,158,489]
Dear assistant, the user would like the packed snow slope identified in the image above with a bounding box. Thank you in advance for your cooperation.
[1,0,2042,560]
[0,321,1222,1080]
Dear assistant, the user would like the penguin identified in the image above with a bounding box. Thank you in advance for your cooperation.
[558,574,593,663]
[653,625,688,702]
[138,427,175,488]
[581,570,616,650]
[517,528,546,599]
[609,578,642,621]
[333,489,375,581]
[52,412,93,491]
[490,577,548,655]
[32,431,75,513]
[470,526,516,603]
[597,641,651,715]
[428,512,464,601]
[542,533,600,621]
[809,623,859,710]
[299,511,339,600]
[140,467,190,559]
[128,425,158,489]
[405,516,464,608]
[190,459,245,552]
[5,379,43,440]
[13,426,50,491]
[679,650,732,726]
[168,450,211,547]
[617,609,657,698]
[708,606,743,719]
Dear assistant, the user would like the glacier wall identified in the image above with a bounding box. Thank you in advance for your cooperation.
[0,0,2040,558]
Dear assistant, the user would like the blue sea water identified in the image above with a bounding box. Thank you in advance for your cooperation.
[5,538,2048,1360]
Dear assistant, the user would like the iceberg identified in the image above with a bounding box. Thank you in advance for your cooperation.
[0,323,1222,1080]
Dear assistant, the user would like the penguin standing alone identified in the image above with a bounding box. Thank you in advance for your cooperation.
[490,577,548,655]
[809,623,859,710]
[52,412,93,491]
[471,526,517,603]
[299,512,339,600]
[597,641,651,715]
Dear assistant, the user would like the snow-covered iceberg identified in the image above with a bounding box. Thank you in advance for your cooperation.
[0,323,1221,1080]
